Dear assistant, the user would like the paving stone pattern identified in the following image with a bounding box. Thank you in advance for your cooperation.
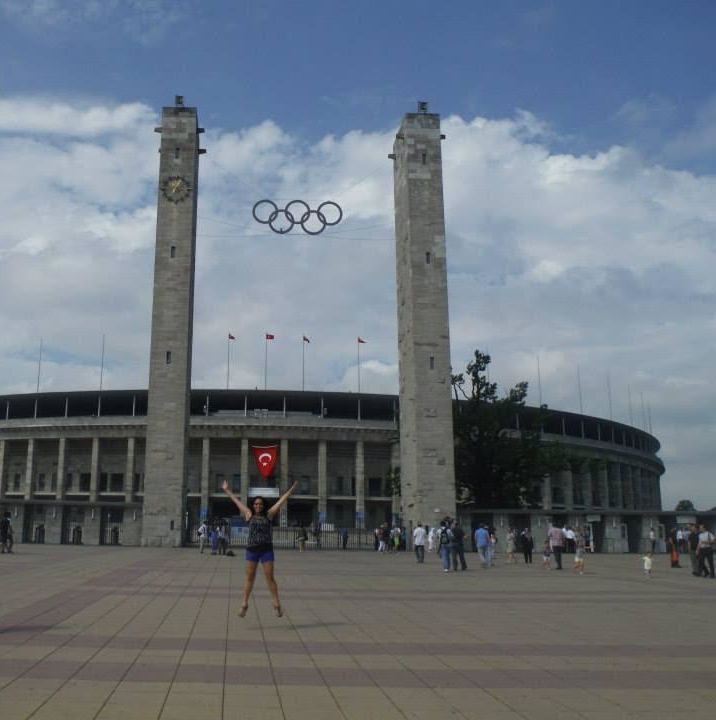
[0,546,714,719]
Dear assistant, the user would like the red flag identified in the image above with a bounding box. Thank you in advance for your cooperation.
[265,333,275,340]
[228,333,235,340]
[303,335,310,343]
[252,445,278,479]
[358,337,366,344]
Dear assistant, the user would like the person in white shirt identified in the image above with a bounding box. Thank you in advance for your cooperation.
[696,524,715,578]
[413,523,427,563]
[197,521,207,554]
[427,526,437,553]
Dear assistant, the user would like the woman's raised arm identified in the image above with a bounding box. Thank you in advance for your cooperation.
[221,479,252,521]
[267,481,300,521]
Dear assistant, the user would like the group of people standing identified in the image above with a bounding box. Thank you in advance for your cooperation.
[411,519,468,571]
[374,524,406,553]
[197,520,231,556]
[668,523,715,578]
[545,524,587,573]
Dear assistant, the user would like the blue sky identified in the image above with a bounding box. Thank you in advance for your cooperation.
[1,0,715,509]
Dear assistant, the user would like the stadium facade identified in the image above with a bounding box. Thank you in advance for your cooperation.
[0,387,668,552]
[0,99,674,552]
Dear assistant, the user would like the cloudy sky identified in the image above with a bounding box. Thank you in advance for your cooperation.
[1,1,715,509]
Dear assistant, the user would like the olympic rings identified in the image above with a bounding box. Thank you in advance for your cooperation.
[252,199,343,235]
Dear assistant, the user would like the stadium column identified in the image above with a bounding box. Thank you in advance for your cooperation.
[561,467,574,511]
[279,438,289,527]
[56,438,66,502]
[200,438,210,516]
[318,440,327,521]
[583,466,593,508]
[391,104,456,531]
[124,437,135,503]
[90,437,99,503]
[142,99,204,547]
[240,438,249,500]
[23,438,34,500]
[542,473,553,511]
[0,439,5,498]
[598,465,609,507]
[355,440,364,529]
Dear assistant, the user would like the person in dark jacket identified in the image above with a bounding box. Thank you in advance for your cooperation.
[520,528,534,564]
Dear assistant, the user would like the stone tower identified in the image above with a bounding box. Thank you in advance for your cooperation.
[142,97,204,546]
[391,103,456,530]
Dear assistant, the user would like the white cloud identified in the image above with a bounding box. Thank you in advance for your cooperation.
[0,0,190,44]
[0,98,155,137]
[1,96,715,510]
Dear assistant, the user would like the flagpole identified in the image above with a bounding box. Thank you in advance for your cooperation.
[226,335,230,390]
[36,338,43,393]
[99,334,106,392]
[357,339,361,394]
[302,338,305,391]
[536,354,542,406]
[577,365,583,414]
[264,335,268,391]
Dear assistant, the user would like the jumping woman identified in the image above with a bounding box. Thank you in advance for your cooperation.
[221,479,299,618]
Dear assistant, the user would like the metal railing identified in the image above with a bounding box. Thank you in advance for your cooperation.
[191,528,387,551]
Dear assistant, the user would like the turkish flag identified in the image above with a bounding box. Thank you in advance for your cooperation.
[265,333,275,340]
[252,445,278,479]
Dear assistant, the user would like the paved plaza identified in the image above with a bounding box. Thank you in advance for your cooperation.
[0,544,714,719]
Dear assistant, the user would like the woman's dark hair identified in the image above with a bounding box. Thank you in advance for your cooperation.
[250,496,266,515]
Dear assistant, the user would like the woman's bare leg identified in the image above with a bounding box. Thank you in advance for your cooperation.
[240,561,258,616]
[261,561,282,615]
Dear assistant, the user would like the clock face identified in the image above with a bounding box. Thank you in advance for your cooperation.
[161,175,192,203]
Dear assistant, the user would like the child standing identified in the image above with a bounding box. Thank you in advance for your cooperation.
[572,532,586,574]
[542,540,552,569]
[642,551,653,577]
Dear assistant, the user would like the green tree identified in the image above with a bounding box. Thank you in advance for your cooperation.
[674,499,696,511]
[452,350,565,509]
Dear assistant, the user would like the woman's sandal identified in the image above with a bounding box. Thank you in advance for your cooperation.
[273,604,283,618]
[238,604,249,618]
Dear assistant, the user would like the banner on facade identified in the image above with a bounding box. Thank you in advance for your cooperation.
[248,486,279,498]
[251,444,278,479]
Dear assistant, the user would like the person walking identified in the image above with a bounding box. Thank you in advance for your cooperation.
[520,528,534,564]
[505,527,517,564]
[0,512,13,553]
[413,522,426,563]
[438,522,453,572]
[451,521,468,571]
[221,479,299,618]
[696,524,715,578]
[474,524,490,568]
[548,524,566,570]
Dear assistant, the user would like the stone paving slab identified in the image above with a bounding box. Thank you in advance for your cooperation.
[0,545,714,719]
